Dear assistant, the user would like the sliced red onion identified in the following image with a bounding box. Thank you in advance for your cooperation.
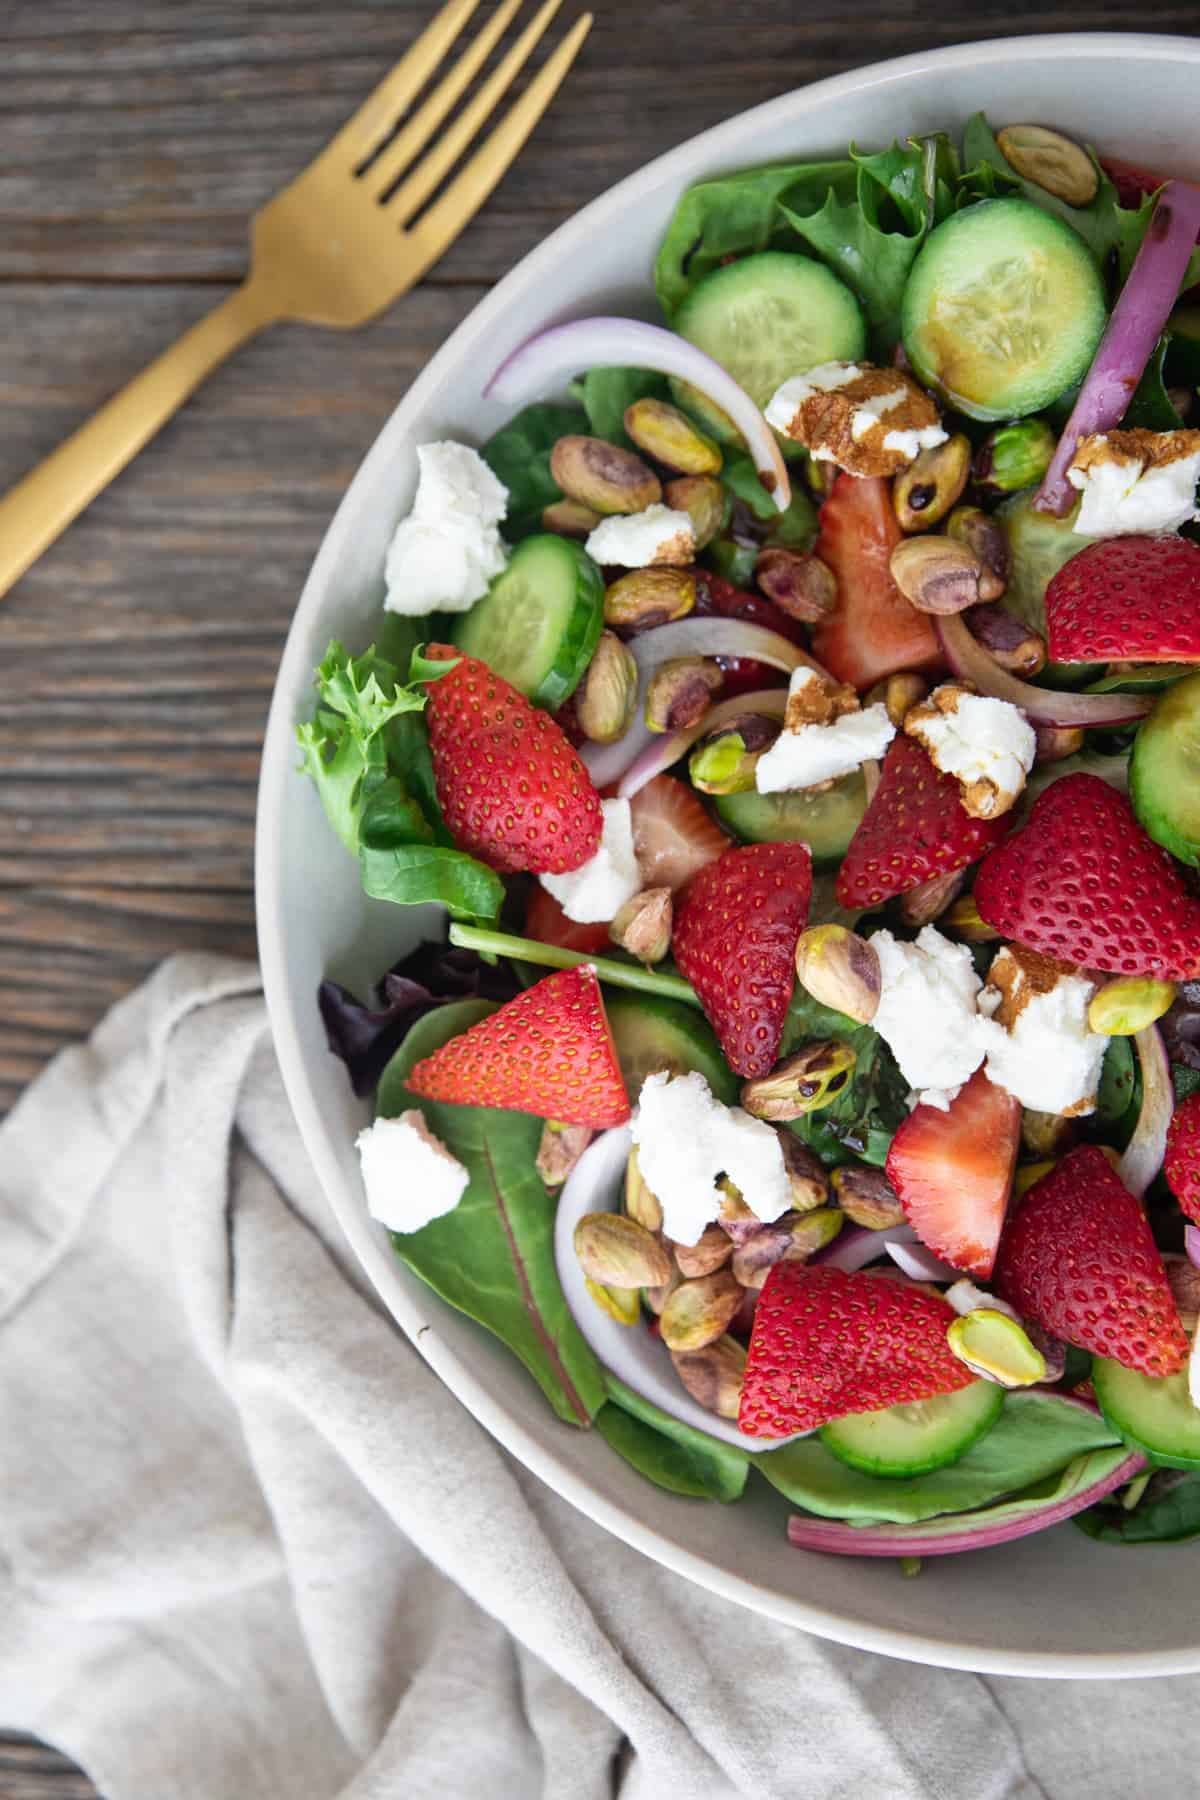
[583,620,810,788]
[485,315,790,510]
[936,613,1153,727]
[810,1221,916,1273]
[1187,1224,1200,1273]
[1118,1024,1173,1199]
[617,687,788,799]
[786,1450,1146,1556]
[886,1240,962,1284]
[1035,181,1200,515]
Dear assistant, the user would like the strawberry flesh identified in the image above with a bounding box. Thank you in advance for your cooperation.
[672,841,812,1078]
[1164,1089,1200,1227]
[692,570,808,646]
[628,774,731,893]
[836,734,1011,909]
[738,1262,975,1438]
[886,1068,1021,1280]
[423,646,603,875]
[524,885,611,955]
[406,964,630,1129]
[974,772,1200,979]
[994,1144,1187,1378]
[811,475,941,690]
[1045,534,1200,664]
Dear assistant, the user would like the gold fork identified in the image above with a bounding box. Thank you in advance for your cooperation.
[0,0,592,601]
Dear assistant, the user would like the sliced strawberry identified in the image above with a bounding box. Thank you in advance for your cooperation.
[423,646,602,875]
[1045,535,1200,664]
[974,772,1200,979]
[627,774,731,893]
[738,1262,974,1437]
[406,964,630,1128]
[524,885,610,955]
[693,570,807,645]
[886,1068,1021,1280]
[672,841,811,1078]
[811,475,941,690]
[1099,154,1169,209]
[994,1145,1187,1378]
[1164,1090,1200,1226]
[835,734,1012,909]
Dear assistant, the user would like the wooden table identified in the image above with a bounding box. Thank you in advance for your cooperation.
[2,3,1197,1791]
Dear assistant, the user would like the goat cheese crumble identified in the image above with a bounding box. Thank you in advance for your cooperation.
[756,668,895,793]
[356,1109,470,1233]
[539,797,641,923]
[1066,429,1200,536]
[870,926,990,1111]
[904,684,1036,820]
[978,946,1107,1117]
[630,1070,792,1245]
[584,504,695,567]
[384,441,509,615]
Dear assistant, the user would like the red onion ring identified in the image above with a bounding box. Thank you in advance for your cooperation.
[937,613,1153,727]
[1118,1024,1173,1199]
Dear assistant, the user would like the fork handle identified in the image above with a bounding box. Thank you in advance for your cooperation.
[0,278,281,601]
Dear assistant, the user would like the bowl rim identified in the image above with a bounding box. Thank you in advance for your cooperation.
[256,31,1200,1677]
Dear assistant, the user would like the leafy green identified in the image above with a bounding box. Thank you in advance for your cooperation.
[597,1375,749,1502]
[1174,1065,1200,1104]
[298,638,503,925]
[581,367,670,450]
[779,989,909,1168]
[654,158,859,316]
[1123,334,1185,430]
[721,448,817,547]
[480,401,588,539]
[1076,1469,1200,1544]
[754,1389,1121,1523]
[1095,1035,1139,1145]
[377,1001,607,1427]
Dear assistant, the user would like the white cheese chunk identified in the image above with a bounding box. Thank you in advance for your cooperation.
[539,797,640,924]
[765,362,863,432]
[630,1070,791,1245]
[356,1109,469,1233]
[1067,441,1200,536]
[384,441,509,615]
[906,688,1036,817]
[882,423,949,457]
[584,504,695,568]
[978,953,1107,1117]
[870,926,990,1111]
[756,668,895,793]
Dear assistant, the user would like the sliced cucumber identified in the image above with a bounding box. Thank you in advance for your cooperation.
[819,1382,1004,1479]
[452,533,604,709]
[671,252,866,446]
[713,769,866,868]
[1093,1355,1200,1471]
[605,991,739,1106]
[901,199,1107,422]
[997,491,1100,687]
[1131,671,1200,867]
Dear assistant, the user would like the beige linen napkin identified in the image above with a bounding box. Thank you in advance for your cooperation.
[2,953,1198,1800]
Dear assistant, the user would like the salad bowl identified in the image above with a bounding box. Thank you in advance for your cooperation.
[257,32,1200,1675]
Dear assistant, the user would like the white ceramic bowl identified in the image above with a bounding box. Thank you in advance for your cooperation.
[257,33,1200,1676]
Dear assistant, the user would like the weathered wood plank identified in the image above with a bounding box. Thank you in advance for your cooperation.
[0,1738,96,1800]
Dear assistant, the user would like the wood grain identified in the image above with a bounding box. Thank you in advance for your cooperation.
[2,0,1198,1791]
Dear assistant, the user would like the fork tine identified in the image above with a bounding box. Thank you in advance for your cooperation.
[323,0,484,170]
[403,12,592,278]
[364,0,524,201]
[385,0,566,228]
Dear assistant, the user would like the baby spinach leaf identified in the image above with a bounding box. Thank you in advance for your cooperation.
[1122,334,1185,429]
[481,401,588,539]
[780,989,908,1167]
[1095,1035,1139,1142]
[1075,1468,1200,1544]
[377,1000,606,1427]
[721,448,818,547]
[654,158,858,316]
[754,1389,1120,1523]
[360,842,504,924]
[597,1375,749,1503]
[581,367,670,450]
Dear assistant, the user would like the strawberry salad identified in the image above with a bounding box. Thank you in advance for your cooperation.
[303,115,1200,1558]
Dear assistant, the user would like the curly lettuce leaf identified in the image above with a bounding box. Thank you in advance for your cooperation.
[297,640,427,854]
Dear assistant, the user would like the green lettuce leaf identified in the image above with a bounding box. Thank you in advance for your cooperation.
[581,367,670,450]
[780,989,908,1168]
[721,447,818,547]
[296,639,427,854]
[754,1389,1121,1523]
[1075,1469,1200,1544]
[597,1374,749,1503]
[481,401,588,539]
[377,1001,607,1427]
[1122,334,1185,430]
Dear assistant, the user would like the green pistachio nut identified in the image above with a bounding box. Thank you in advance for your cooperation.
[664,474,728,550]
[739,1040,857,1121]
[947,1309,1047,1388]
[609,886,673,965]
[574,1212,672,1289]
[688,713,780,795]
[830,1165,904,1230]
[892,433,971,532]
[574,630,639,743]
[673,1222,734,1279]
[624,1146,664,1233]
[793,924,882,1025]
[624,397,723,475]
[972,418,1057,503]
[778,1132,832,1212]
[585,1278,641,1326]
[731,1208,843,1290]
[670,1333,747,1419]
[604,567,696,632]
[659,1270,743,1352]
[550,435,661,514]
[644,655,723,732]
[944,505,1010,601]
[1087,976,1178,1037]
